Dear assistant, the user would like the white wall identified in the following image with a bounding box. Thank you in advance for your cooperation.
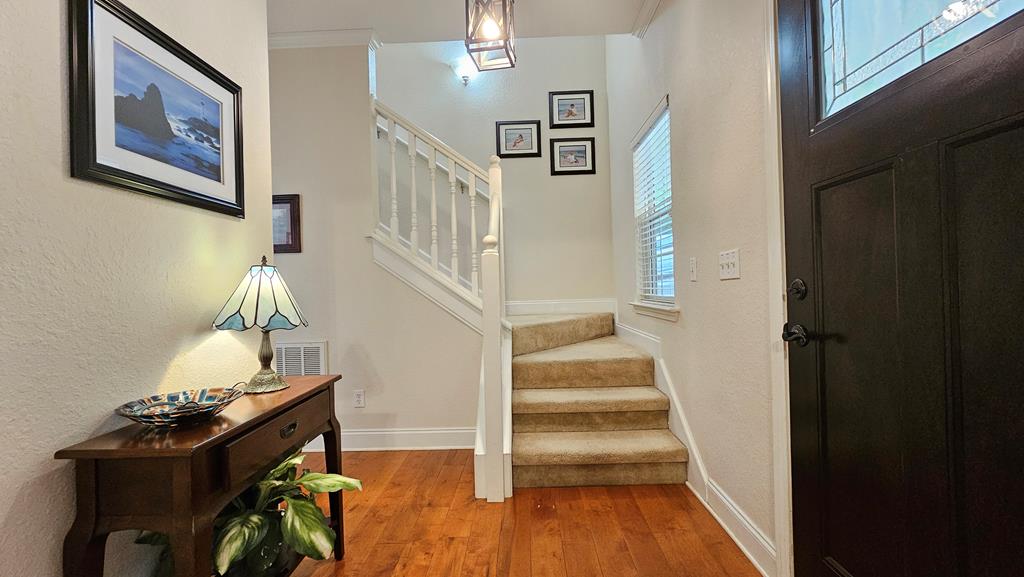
[375,38,615,301]
[0,1,274,575]
[606,0,780,564]
[269,45,481,440]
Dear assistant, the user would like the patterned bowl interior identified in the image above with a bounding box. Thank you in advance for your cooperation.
[116,386,245,427]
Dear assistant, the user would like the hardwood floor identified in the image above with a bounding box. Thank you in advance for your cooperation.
[295,450,761,577]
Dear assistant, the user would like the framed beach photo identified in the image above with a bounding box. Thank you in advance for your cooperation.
[550,138,596,176]
[495,121,542,158]
[69,0,245,217]
[272,195,301,253]
[548,90,595,129]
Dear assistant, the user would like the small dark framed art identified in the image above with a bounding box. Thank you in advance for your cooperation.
[549,90,595,129]
[272,195,301,253]
[69,0,245,217]
[550,138,596,176]
[495,121,542,158]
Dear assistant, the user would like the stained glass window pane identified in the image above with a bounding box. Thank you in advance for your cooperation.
[820,0,1024,117]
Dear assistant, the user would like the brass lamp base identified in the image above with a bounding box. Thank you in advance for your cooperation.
[244,330,290,394]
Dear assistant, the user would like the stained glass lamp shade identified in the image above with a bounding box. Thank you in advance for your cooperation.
[213,256,308,393]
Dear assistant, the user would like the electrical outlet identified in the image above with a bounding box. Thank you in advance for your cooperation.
[689,257,698,282]
[353,389,366,408]
[719,249,740,280]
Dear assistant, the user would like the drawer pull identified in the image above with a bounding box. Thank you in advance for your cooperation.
[280,422,299,439]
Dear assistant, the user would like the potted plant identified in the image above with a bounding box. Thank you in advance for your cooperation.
[137,451,361,577]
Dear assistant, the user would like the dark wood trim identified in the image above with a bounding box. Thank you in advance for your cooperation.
[273,194,302,253]
[495,120,542,158]
[68,0,245,218]
[549,137,596,176]
[548,90,596,129]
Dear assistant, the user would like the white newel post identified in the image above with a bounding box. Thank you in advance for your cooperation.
[481,155,504,502]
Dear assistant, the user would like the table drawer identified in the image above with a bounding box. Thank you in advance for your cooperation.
[224,391,330,488]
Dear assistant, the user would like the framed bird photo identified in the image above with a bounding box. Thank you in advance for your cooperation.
[495,121,542,158]
[548,90,595,129]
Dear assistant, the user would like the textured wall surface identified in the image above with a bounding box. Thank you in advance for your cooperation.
[376,38,615,301]
[606,0,777,540]
[269,46,482,433]
[0,1,273,574]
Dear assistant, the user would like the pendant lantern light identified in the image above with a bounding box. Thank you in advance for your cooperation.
[465,0,516,71]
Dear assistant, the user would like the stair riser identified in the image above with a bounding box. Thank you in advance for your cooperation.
[513,463,687,488]
[513,358,655,389]
[513,411,669,433]
[512,314,614,356]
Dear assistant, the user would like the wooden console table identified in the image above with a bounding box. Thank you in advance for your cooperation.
[55,375,344,577]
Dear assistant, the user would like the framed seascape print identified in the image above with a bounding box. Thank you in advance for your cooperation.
[69,0,245,217]
[548,90,595,129]
[495,121,542,158]
[550,138,596,176]
[272,194,301,253]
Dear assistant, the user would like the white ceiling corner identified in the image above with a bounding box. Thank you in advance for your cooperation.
[631,0,662,38]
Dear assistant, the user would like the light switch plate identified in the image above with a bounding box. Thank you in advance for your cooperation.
[689,257,698,282]
[353,389,366,408]
[719,249,740,280]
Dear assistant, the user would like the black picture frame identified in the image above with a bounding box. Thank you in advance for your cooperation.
[69,0,245,217]
[495,120,542,158]
[548,90,595,129]
[550,137,596,176]
[272,194,301,253]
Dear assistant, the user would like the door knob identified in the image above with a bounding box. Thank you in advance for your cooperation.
[788,278,808,300]
[782,322,810,347]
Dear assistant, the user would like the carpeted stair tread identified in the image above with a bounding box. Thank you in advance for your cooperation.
[509,313,614,356]
[512,430,688,466]
[512,386,668,414]
[512,335,654,389]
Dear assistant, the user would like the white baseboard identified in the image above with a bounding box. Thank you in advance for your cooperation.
[505,298,617,316]
[303,427,476,452]
[696,480,778,577]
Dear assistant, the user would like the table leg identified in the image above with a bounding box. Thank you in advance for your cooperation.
[63,460,108,577]
[322,418,344,560]
[170,524,214,577]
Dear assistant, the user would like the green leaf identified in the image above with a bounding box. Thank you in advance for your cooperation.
[213,513,270,575]
[281,496,336,560]
[297,472,363,494]
[266,451,306,481]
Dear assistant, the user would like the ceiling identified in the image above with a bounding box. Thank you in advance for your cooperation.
[266,0,647,43]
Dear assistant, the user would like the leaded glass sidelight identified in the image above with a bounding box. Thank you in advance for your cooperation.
[819,0,1024,117]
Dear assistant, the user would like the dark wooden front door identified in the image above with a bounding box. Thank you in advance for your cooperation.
[778,2,1024,576]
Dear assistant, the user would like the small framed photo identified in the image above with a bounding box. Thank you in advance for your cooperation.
[69,0,244,217]
[273,195,301,253]
[495,121,542,158]
[549,90,595,129]
[550,138,596,176]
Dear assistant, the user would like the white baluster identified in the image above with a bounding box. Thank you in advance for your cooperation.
[408,133,418,256]
[429,146,439,269]
[449,157,459,284]
[469,173,479,294]
[387,117,398,241]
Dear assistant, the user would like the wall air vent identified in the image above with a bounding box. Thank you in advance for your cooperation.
[274,341,327,376]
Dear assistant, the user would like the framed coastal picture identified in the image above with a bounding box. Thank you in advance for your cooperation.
[272,194,301,253]
[549,90,595,129]
[550,138,596,176]
[69,0,245,217]
[495,121,542,158]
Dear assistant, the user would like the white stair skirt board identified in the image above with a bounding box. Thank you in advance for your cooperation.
[370,233,482,333]
[505,299,618,316]
[304,427,476,452]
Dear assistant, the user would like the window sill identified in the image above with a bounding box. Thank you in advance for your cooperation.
[630,301,680,322]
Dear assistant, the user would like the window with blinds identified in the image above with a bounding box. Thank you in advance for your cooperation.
[633,103,674,305]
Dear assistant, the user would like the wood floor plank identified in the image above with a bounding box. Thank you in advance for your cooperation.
[440,455,479,539]
[553,487,603,577]
[607,485,675,577]
[578,486,640,577]
[631,485,725,577]
[664,485,762,577]
[379,450,450,544]
[459,498,505,577]
[507,493,533,577]
[424,536,469,577]
[530,488,568,577]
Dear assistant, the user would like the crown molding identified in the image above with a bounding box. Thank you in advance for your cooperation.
[632,0,662,38]
[269,29,382,51]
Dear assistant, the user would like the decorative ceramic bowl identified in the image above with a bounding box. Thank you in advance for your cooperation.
[115,385,245,428]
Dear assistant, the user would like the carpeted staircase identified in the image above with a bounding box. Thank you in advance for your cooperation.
[511,313,688,487]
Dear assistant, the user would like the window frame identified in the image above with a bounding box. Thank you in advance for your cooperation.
[629,96,679,322]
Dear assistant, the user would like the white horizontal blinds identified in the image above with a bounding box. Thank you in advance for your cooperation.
[634,107,674,304]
